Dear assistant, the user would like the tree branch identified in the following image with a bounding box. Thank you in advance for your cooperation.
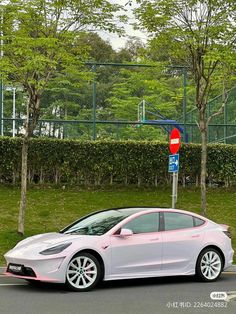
[207,91,229,126]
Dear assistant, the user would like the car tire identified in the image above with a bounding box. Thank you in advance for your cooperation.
[195,248,223,282]
[65,252,102,292]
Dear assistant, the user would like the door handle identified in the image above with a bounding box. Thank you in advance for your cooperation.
[191,235,200,238]
[150,238,159,241]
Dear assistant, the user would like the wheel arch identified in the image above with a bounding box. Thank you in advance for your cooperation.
[70,249,105,280]
[196,245,225,270]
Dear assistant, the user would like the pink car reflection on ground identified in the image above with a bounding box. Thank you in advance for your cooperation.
[4,207,234,291]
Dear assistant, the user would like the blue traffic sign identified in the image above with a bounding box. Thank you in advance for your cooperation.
[168,154,179,173]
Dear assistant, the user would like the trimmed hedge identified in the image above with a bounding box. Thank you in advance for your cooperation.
[0,137,235,186]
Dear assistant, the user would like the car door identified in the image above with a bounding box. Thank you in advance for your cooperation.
[161,211,205,273]
[109,212,163,278]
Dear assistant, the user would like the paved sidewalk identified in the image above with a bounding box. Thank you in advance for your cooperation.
[224,265,236,272]
[0,267,5,274]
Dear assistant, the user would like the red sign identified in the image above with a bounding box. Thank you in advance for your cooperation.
[169,128,181,154]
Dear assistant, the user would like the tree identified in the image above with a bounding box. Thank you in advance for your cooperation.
[0,0,125,235]
[115,37,145,62]
[79,32,116,62]
[107,67,181,119]
[135,0,236,215]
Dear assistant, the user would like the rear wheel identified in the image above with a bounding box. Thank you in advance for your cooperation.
[66,252,102,292]
[196,248,223,282]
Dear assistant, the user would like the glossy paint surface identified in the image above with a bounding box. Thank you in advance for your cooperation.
[4,208,234,284]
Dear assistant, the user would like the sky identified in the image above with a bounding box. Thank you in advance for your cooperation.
[98,0,148,50]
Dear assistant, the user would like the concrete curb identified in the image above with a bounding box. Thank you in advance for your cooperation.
[0,265,236,275]
[224,265,236,272]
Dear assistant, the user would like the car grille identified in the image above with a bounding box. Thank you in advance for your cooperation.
[7,264,36,278]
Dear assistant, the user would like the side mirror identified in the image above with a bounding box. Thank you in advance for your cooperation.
[119,228,133,237]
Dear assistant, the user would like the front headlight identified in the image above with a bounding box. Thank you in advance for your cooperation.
[39,242,72,255]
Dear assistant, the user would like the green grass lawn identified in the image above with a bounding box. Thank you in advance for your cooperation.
[0,185,235,265]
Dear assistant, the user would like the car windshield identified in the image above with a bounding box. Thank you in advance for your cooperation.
[61,209,140,236]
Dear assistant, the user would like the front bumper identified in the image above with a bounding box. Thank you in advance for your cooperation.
[4,255,69,283]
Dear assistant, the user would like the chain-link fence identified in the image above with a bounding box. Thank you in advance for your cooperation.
[1,85,236,143]
[2,118,180,141]
[179,87,236,144]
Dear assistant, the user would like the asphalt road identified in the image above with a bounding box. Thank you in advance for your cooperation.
[0,274,235,314]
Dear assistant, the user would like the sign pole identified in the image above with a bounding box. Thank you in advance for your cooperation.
[176,171,178,203]
[169,128,181,209]
[172,172,176,209]
[172,172,178,209]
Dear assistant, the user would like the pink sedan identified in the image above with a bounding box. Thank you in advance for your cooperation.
[4,207,234,291]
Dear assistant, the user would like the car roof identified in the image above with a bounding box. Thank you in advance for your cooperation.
[60,206,209,234]
[109,207,208,220]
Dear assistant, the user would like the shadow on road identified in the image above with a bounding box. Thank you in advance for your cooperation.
[99,275,230,290]
[5,274,231,294]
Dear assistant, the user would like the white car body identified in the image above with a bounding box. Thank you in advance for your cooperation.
[4,208,234,289]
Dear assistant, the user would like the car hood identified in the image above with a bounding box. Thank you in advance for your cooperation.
[4,232,101,259]
[16,232,87,248]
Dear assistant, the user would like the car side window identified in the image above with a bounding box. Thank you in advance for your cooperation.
[164,212,194,231]
[194,217,205,227]
[122,213,159,234]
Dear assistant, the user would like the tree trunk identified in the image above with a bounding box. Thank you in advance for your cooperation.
[28,168,31,183]
[55,168,60,184]
[18,136,29,235]
[12,171,16,185]
[195,174,199,187]
[154,174,158,187]
[199,114,207,216]
[110,174,113,185]
[63,106,68,139]
[40,167,44,184]
[18,85,42,235]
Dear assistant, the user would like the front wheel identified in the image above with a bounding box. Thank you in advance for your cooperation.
[66,252,102,292]
[196,248,223,282]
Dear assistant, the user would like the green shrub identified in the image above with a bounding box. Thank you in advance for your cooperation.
[0,136,235,186]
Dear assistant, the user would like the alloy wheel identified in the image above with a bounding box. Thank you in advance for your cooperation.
[196,248,222,282]
[66,253,100,291]
[200,251,222,280]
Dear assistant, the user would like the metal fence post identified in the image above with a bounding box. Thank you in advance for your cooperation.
[92,64,97,140]
[182,67,187,142]
[0,79,2,136]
